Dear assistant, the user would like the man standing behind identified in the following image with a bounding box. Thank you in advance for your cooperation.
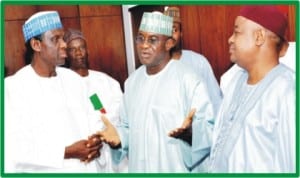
[209,6,295,173]
[97,12,215,172]
[63,29,128,172]
[164,6,222,172]
[164,6,222,116]
[5,11,102,172]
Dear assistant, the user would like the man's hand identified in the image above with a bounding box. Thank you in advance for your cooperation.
[97,115,121,148]
[83,134,103,163]
[168,108,196,145]
[64,138,102,163]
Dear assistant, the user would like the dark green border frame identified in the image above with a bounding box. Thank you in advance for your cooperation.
[0,0,299,178]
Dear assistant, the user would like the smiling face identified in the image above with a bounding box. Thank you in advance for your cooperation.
[228,16,258,68]
[66,38,88,70]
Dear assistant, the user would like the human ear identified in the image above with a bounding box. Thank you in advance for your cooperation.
[30,38,42,52]
[165,37,175,51]
[254,29,266,46]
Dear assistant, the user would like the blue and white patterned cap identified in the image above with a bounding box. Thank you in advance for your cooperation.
[139,11,173,36]
[22,11,63,42]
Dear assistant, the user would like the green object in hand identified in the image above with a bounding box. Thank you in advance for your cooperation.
[89,93,106,114]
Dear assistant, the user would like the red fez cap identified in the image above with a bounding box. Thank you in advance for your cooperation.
[239,5,288,39]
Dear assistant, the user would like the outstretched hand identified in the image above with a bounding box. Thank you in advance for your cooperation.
[168,108,196,145]
[97,115,121,148]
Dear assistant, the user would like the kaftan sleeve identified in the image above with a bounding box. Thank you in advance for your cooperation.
[176,70,215,172]
[276,81,295,172]
[107,77,123,126]
[190,79,215,171]
[111,96,129,165]
[198,55,222,115]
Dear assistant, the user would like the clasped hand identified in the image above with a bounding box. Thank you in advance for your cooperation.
[65,134,103,163]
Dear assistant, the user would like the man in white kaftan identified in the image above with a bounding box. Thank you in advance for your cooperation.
[5,66,102,172]
[112,59,214,172]
[5,11,103,173]
[164,6,222,116]
[209,6,295,173]
[77,71,128,173]
[179,51,222,116]
[210,64,295,172]
[163,7,222,172]
[220,42,295,94]
[98,12,215,173]
[64,28,128,172]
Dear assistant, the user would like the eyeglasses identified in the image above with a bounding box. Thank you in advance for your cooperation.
[135,35,161,46]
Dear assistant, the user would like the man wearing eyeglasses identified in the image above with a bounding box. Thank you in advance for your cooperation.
[97,11,215,173]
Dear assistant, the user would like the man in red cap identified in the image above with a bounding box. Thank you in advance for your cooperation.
[209,6,295,172]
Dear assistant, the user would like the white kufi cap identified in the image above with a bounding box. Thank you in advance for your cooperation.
[139,11,173,36]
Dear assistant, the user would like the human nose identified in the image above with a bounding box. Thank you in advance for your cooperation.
[136,39,151,48]
[74,47,84,55]
[228,34,234,44]
[141,40,151,48]
[60,38,67,49]
[136,36,152,47]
